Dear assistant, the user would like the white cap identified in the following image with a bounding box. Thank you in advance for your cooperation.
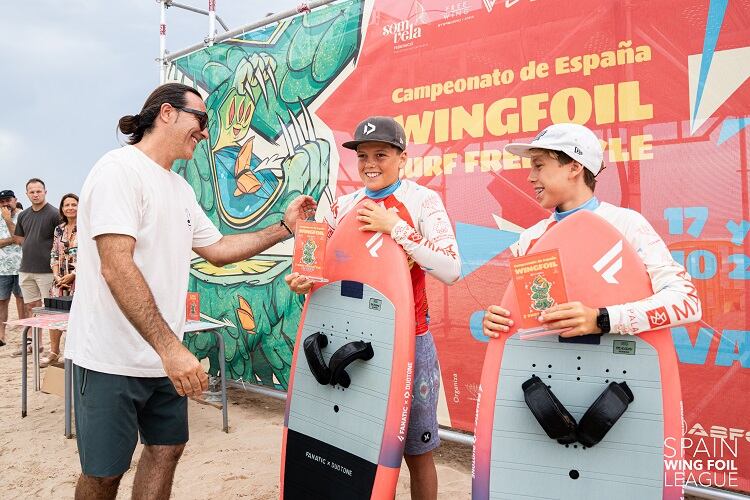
[504,123,604,175]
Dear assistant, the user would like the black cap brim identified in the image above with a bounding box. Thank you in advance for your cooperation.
[342,139,405,151]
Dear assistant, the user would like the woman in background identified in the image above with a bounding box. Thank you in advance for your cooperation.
[40,193,78,368]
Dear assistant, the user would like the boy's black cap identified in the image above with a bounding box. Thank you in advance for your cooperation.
[342,116,407,151]
[0,190,15,199]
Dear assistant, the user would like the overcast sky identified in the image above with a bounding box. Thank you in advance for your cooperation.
[1,0,304,208]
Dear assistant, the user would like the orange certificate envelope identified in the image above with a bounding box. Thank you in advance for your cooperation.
[292,221,329,282]
[510,249,568,335]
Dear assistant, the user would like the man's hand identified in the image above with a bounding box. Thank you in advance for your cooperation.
[1,206,11,222]
[285,272,314,295]
[357,200,402,234]
[483,305,514,338]
[538,301,599,337]
[161,343,209,397]
[283,195,317,231]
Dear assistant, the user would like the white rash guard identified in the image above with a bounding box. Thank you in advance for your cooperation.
[324,180,461,335]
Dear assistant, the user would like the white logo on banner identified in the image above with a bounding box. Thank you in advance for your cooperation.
[483,0,496,12]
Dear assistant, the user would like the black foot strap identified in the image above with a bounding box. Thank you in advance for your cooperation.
[328,341,374,388]
[576,381,634,447]
[521,375,578,444]
[303,332,331,385]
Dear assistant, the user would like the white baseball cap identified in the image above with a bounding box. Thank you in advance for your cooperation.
[504,123,604,175]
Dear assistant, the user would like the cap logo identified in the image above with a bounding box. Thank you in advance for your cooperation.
[534,130,547,141]
[363,122,376,135]
[573,146,582,155]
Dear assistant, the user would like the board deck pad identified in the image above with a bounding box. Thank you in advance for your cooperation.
[473,210,683,500]
[281,201,415,499]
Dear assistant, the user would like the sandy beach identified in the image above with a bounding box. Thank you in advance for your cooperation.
[0,301,472,499]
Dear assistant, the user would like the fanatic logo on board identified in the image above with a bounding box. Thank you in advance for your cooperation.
[483,0,497,12]
[593,240,623,284]
[366,232,384,257]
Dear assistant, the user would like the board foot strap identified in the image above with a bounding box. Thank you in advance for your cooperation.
[522,375,578,444]
[303,332,332,385]
[576,381,634,447]
[522,376,634,447]
[329,341,374,388]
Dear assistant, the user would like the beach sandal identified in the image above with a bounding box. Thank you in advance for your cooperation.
[40,351,60,368]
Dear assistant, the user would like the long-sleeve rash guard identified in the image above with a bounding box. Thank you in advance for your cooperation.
[511,201,701,335]
[324,180,461,335]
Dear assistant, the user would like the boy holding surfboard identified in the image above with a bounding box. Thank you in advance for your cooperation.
[286,116,461,499]
[482,122,701,338]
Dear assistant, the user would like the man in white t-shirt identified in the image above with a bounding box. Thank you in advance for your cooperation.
[65,83,316,500]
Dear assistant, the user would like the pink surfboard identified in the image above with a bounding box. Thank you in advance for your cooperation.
[473,210,683,500]
[280,201,415,499]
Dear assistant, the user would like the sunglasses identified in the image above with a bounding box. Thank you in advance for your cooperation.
[175,106,208,131]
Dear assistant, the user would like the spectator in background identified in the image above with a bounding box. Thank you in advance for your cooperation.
[13,178,59,356]
[41,193,79,367]
[0,190,23,348]
[16,202,23,210]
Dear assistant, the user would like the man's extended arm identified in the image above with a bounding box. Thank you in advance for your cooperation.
[194,194,316,267]
[194,224,290,267]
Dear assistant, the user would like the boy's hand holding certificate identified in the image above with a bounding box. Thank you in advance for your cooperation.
[510,249,569,339]
[292,221,329,282]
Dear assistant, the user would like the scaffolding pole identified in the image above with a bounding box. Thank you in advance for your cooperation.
[164,0,230,31]
[208,0,216,46]
[164,0,337,64]
[159,0,167,83]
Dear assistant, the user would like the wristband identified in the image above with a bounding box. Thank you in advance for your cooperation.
[280,219,293,236]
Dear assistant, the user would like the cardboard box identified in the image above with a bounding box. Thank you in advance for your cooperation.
[41,361,66,397]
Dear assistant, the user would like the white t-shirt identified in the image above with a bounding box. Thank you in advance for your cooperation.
[65,146,222,377]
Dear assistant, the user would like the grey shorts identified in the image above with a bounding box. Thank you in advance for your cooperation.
[0,274,21,300]
[405,332,441,455]
[73,364,189,477]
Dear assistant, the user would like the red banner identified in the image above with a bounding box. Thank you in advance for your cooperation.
[318,0,750,492]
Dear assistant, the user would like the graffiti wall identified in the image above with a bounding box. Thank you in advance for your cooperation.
[168,0,364,388]
[171,0,750,492]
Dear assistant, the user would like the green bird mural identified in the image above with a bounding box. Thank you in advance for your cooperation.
[168,0,363,389]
